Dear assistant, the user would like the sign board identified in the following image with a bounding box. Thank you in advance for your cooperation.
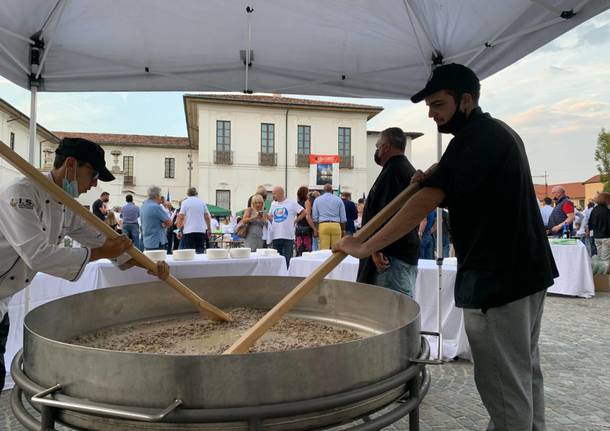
[308,154,340,189]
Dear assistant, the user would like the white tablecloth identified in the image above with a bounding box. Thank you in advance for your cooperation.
[288,256,471,361]
[3,253,287,390]
[547,241,595,298]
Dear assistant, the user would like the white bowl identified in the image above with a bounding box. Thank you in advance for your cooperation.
[229,247,251,258]
[314,249,332,257]
[206,248,229,260]
[143,250,166,262]
[256,248,278,256]
[301,252,316,259]
[172,249,195,261]
[444,257,458,265]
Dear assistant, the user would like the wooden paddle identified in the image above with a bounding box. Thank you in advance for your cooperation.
[224,169,432,354]
[0,139,232,322]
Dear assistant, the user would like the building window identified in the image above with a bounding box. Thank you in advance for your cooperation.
[10,132,15,150]
[261,123,275,153]
[297,125,311,154]
[216,120,231,152]
[216,190,231,210]
[338,127,351,156]
[123,156,134,176]
[164,158,175,178]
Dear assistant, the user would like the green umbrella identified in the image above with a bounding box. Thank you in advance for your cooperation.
[207,204,231,217]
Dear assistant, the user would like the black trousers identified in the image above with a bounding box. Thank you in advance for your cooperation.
[181,232,206,254]
[0,313,10,393]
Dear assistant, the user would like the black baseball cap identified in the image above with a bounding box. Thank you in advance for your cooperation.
[55,137,115,182]
[411,63,480,103]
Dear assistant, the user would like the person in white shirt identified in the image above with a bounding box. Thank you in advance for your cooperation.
[0,137,169,392]
[176,187,211,254]
[268,186,305,266]
[210,217,220,233]
[539,197,554,226]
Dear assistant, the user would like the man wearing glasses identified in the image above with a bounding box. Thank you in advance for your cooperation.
[0,137,169,392]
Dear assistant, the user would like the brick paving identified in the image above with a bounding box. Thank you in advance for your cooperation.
[1,292,609,430]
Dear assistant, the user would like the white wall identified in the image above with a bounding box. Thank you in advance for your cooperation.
[0,110,46,186]
[197,103,372,211]
[79,146,195,209]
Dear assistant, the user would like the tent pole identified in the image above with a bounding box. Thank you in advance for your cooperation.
[435,131,443,361]
[23,87,38,319]
[28,87,37,165]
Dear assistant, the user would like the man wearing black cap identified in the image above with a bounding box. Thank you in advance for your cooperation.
[334,64,558,430]
[0,137,169,392]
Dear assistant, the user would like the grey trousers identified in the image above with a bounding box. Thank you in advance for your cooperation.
[463,289,546,431]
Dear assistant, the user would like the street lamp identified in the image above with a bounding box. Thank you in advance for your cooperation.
[187,153,193,188]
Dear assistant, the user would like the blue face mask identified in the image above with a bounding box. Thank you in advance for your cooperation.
[62,168,79,197]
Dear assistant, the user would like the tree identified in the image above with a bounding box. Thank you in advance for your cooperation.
[594,128,610,192]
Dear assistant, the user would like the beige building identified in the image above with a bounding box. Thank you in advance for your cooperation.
[184,94,421,210]
[0,98,56,185]
[1,95,423,213]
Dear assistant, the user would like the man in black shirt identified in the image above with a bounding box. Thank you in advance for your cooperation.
[334,64,557,431]
[92,191,109,221]
[357,127,420,297]
[341,192,358,235]
[588,192,610,260]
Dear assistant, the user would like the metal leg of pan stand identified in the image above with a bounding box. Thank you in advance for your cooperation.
[414,255,445,365]
[408,371,421,431]
[40,405,56,431]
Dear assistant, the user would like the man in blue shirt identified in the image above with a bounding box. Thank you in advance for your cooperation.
[312,183,346,249]
[418,210,436,259]
[141,186,171,250]
[120,194,141,250]
[341,191,358,235]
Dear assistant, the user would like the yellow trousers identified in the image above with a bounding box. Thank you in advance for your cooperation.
[318,222,342,250]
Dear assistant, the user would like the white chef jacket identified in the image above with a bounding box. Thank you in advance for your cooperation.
[0,174,130,319]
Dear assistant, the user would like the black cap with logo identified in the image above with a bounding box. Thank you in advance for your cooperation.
[410,63,480,103]
[55,137,115,182]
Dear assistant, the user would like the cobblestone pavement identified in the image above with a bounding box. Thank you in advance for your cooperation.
[1,292,608,430]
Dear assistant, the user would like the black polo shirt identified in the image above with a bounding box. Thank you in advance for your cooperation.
[358,155,420,282]
[422,108,558,309]
[92,199,106,220]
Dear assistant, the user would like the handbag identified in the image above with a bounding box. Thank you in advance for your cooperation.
[235,209,251,237]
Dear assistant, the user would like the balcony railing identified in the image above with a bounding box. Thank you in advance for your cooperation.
[214,150,233,165]
[339,155,354,169]
[295,153,310,167]
[123,175,135,185]
[259,152,277,166]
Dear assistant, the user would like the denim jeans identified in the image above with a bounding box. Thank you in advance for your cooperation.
[122,223,140,250]
[273,239,294,267]
[0,313,10,393]
[371,257,418,298]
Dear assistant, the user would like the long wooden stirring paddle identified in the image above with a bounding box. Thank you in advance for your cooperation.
[0,139,232,322]
[224,168,433,354]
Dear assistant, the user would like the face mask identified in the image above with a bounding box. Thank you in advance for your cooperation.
[374,148,382,166]
[437,94,470,135]
[62,165,79,197]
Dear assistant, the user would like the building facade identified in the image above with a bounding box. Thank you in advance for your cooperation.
[1,94,423,213]
[185,94,421,211]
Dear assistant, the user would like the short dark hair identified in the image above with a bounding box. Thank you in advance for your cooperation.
[187,187,198,197]
[357,198,365,204]
[297,186,309,202]
[53,154,84,170]
[543,197,553,205]
[125,194,133,203]
[381,127,406,151]
[101,192,109,197]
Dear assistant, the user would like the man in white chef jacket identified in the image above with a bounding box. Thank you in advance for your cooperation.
[0,137,169,392]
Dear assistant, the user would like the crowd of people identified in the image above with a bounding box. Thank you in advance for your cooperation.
[540,185,610,273]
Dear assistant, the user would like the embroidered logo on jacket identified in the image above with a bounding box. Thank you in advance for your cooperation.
[10,197,34,209]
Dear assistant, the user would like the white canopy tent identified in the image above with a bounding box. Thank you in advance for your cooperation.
[0,0,608,360]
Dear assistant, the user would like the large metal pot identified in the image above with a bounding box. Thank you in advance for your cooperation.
[14,276,427,430]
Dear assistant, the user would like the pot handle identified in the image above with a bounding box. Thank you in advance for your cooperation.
[31,384,182,422]
[411,331,444,365]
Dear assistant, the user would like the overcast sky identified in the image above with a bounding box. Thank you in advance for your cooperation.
[1,10,608,184]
